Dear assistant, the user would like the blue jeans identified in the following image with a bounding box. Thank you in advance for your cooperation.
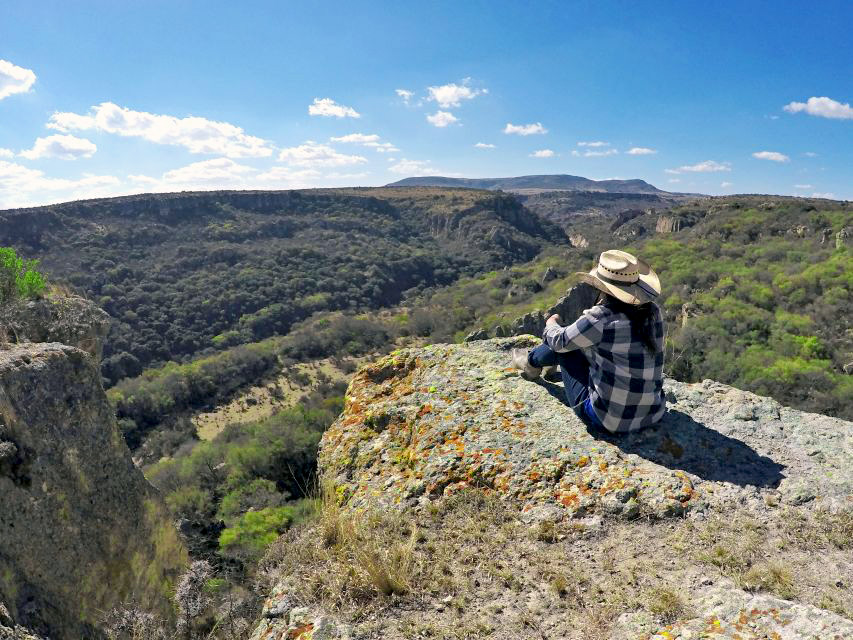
[528,343,604,429]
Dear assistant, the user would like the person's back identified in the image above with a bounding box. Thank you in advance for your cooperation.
[579,299,665,432]
[511,249,666,434]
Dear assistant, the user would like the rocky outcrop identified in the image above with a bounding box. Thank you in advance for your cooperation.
[0,296,110,361]
[465,283,599,342]
[568,232,589,248]
[0,343,186,638]
[837,227,851,249]
[319,336,851,516]
[655,215,690,233]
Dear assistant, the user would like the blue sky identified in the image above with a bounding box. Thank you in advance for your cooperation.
[1,0,851,208]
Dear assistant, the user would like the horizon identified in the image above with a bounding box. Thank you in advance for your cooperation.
[1,1,852,208]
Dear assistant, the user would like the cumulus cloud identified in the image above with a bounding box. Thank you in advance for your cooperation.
[577,141,610,147]
[667,178,681,183]
[752,150,789,163]
[19,134,97,160]
[395,89,415,104]
[278,141,367,167]
[47,102,272,158]
[783,96,853,120]
[0,159,120,208]
[720,181,733,188]
[571,148,618,158]
[427,79,486,108]
[308,98,360,118]
[504,122,547,136]
[665,160,731,174]
[331,133,398,152]
[627,147,657,155]
[530,149,555,158]
[793,184,813,189]
[811,192,835,199]
[426,110,458,127]
[474,142,495,149]
[0,148,13,159]
[803,151,818,157]
[0,60,36,100]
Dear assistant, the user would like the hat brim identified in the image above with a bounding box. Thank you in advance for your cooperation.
[572,258,661,306]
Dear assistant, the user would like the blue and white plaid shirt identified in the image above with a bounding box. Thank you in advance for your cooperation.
[542,303,666,432]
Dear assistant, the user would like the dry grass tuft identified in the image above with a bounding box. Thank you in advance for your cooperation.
[741,562,796,599]
[643,585,686,624]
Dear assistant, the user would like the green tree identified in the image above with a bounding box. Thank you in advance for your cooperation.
[0,247,47,303]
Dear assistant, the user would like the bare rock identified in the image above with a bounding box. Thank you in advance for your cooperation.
[568,233,589,248]
[0,296,110,361]
[0,344,185,639]
[541,266,559,283]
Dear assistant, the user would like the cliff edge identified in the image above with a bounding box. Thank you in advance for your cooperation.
[254,337,852,640]
[0,299,185,639]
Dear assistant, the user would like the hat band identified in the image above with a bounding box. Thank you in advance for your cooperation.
[597,264,639,283]
[595,272,659,299]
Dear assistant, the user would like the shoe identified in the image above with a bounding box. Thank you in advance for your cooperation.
[542,365,561,382]
[511,348,542,381]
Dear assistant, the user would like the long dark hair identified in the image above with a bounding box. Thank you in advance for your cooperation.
[598,293,658,353]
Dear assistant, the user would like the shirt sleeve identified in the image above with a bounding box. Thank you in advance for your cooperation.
[542,305,607,353]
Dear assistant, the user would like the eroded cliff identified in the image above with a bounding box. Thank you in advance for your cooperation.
[0,299,185,639]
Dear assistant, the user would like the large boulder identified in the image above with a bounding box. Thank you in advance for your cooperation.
[0,344,186,638]
[0,296,110,362]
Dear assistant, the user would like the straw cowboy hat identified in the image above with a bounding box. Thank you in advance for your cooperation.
[574,250,660,305]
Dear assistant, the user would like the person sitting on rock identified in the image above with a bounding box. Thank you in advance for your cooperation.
[511,249,665,433]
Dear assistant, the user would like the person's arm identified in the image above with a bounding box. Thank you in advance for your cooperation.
[542,306,607,353]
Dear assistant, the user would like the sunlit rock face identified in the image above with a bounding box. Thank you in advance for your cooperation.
[0,343,186,639]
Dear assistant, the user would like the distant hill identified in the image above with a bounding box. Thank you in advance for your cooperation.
[386,174,669,194]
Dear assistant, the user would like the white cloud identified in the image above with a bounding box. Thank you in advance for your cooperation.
[667,178,681,183]
[0,159,120,208]
[571,148,618,158]
[803,151,818,157]
[330,133,379,144]
[388,158,450,175]
[783,96,853,120]
[530,149,555,158]
[577,141,610,147]
[427,79,486,108]
[161,157,256,187]
[0,60,36,100]
[627,147,657,155]
[504,122,547,136]
[720,181,733,188]
[793,184,813,189]
[666,160,731,174]
[330,133,398,153]
[47,102,273,158]
[426,110,458,127]
[395,89,414,104]
[308,97,360,118]
[811,192,836,199]
[752,150,789,163]
[0,148,13,158]
[19,134,97,160]
[278,141,367,167]
[474,142,495,149]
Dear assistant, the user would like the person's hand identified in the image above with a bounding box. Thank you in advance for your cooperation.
[546,313,561,326]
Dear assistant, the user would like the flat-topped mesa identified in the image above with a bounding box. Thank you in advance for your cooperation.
[0,343,185,639]
[319,336,853,520]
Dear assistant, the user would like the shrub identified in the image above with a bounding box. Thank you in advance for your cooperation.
[218,507,295,560]
[0,247,47,303]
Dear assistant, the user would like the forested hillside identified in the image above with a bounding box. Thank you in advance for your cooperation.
[0,188,562,385]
